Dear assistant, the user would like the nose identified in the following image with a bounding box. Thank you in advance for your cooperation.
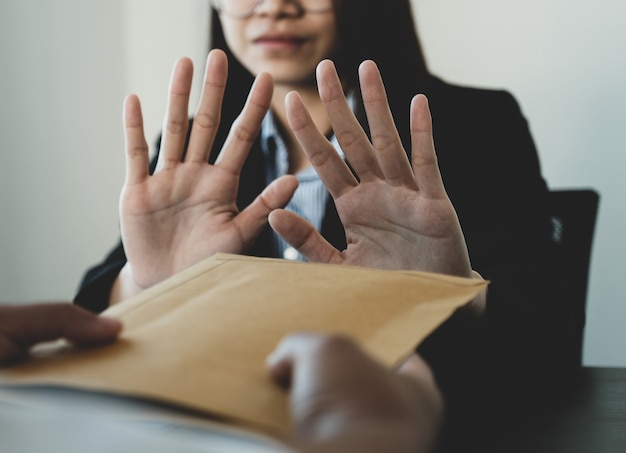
[254,0,303,17]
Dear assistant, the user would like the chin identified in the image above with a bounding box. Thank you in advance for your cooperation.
[250,60,317,86]
[268,68,318,86]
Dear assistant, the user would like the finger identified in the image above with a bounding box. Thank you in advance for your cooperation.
[0,303,122,364]
[317,60,383,182]
[265,333,312,388]
[286,91,357,199]
[214,72,273,172]
[185,49,227,163]
[396,353,444,422]
[410,94,446,198]
[397,353,435,381]
[359,60,416,187]
[123,94,150,185]
[1,303,122,345]
[266,333,356,387]
[268,209,343,265]
[232,175,298,246]
[156,57,194,171]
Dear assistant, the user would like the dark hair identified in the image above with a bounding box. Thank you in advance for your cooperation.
[332,0,429,92]
[209,0,430,151]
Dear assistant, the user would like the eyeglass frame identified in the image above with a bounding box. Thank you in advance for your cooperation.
[210,0,333,19]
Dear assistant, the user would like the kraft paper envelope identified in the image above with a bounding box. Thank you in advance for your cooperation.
[0,253,487,437]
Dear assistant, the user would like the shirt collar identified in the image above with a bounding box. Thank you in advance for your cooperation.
[260,91,357,163]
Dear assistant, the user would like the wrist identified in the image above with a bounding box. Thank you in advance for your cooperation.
[464,269,487,316]
[109,263,144,306]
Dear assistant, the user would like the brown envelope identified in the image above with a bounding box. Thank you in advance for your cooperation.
[0,254,487,437]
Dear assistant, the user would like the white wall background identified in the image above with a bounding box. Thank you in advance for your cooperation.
[1,0,624,366]
[0,0,209,302]
[0,1,126,303]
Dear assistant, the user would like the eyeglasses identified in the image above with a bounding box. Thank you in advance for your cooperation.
[211,0,333,19]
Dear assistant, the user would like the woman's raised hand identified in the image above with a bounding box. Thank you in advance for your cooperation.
[270,60,472,279]
[120,49,298,290]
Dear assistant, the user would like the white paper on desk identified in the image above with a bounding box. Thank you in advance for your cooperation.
[0,253,487,437]
[0,385,289,453]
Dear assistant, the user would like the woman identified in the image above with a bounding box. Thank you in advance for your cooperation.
[76,0,578,437]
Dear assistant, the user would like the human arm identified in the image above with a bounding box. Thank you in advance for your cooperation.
[267,333,443,453]
[0,303,122,365]
[109,49,297,304]
[400,84,578,449]
[417,82,577,367]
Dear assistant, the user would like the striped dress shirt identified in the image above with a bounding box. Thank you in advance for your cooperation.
[259,108,347,261]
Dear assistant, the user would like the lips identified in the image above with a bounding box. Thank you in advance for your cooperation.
[253,33,307,47]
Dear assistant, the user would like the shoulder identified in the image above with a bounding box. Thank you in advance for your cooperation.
[419,76,543,196]
[422,76,518,106]
[419,76,535,156]
[421,76,523,123]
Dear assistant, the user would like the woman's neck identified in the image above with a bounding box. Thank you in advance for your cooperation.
[271,83,333,175]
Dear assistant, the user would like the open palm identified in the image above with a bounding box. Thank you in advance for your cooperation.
[121,50,297,289]
[270,60,472,279]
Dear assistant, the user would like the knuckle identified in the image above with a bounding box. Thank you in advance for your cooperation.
[166,117,188,135]
[193,111,220,131]
[307,148,331,167]
[127,142,148,158]
[412,153,437,168]
[313,334,355,355]
[232,121,257,143]
[371,132,398,153]
[335,130,360,149]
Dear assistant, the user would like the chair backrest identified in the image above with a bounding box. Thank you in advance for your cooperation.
[548,188,600,364]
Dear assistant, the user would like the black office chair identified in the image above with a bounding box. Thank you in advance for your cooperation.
[548,188,600,365]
